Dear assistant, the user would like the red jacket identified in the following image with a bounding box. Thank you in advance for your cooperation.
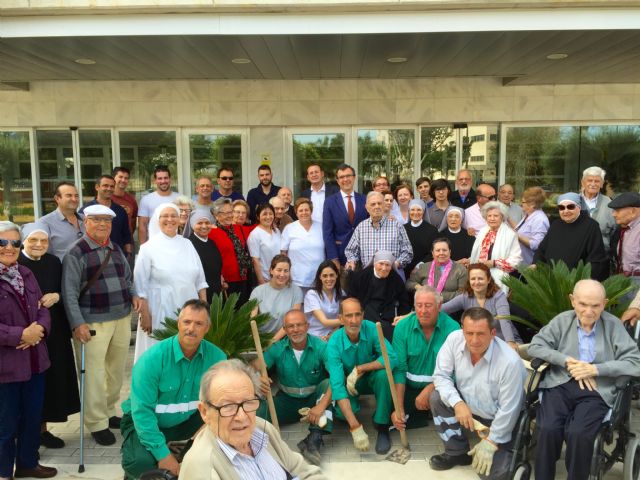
[208,224,254,282]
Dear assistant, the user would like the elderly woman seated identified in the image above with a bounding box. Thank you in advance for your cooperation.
[406,238,468,302]
[534,192,608,281]
[179,359,326,480]
[469,201,522,292]
[347,251,411,341]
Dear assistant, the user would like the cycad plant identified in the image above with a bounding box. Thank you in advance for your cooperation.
[502,260,635,331]
[152,292,273,358]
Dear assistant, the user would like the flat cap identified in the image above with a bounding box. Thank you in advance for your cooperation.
[608,192,640,209]
[83,204,116,217]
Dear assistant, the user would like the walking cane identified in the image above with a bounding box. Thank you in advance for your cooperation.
[375,322,410,463]
[79,329,96,473]
[250,320,279,431]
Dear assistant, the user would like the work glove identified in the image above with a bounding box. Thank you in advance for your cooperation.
[298,407,328,428]
[350,424,370,451]
[468,438,498,476]
[346,367,359,396]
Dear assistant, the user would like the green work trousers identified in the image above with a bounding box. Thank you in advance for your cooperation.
[335,369,393,426]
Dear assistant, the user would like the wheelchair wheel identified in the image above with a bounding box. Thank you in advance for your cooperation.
[624,437,640,480]
[512,464,531,480]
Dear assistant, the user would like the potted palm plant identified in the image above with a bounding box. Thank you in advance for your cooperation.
[152,292,272,359]
[502,260,635,332]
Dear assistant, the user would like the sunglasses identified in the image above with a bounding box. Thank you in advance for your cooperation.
[219,176,234,181]
[557,204,578,211]
[478,194,497,200]
[0,239,22,248]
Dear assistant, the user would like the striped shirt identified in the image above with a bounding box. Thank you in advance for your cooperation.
[218,427,297,480]
[344,215,413,268]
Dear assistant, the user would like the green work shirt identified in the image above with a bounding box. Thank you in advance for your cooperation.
[392,311,460,389]
[121,336,227,461]
[263,334,328,398]
[326,320,398,401]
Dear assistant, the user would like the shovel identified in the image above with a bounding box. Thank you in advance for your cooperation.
[375,322,411,464]
[250,320,279,431]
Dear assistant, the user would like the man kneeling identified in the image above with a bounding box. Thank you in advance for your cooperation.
[430,307,525,479]
[120,300,227,479]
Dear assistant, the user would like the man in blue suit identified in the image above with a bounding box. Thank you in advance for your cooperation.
[322,163,368,267]
[300,162,339,224]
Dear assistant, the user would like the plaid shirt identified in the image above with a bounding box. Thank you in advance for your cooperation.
[345,215,413,268]
[62,235,135,329]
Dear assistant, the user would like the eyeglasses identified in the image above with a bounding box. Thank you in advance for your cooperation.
[205,397,261,417]
[0,239,21,248]
[337,174,355,180]
[179,208,192,215]
[87,217,113,224]
[219,210,234,216]
[219,176,234,181]
[478,194,497,200]
[558,204,578,211]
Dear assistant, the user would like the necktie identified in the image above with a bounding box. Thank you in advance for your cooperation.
[347,195,355,225]
[618,226,629,273]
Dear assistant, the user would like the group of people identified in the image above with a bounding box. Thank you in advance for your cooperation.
[2,158,640,480]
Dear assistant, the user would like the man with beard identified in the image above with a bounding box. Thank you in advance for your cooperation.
[138,165,179,244]
[247,164,281,223]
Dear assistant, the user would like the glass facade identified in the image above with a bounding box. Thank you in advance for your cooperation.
[292,133,346,197]
[79,129,113,204]
[0,131,34,223]
[420,126,456,182]
[357,128,415,192]
[187,133,243,193]
[36,129,75,215]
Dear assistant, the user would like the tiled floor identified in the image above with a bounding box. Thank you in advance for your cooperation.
[38,343,638,479]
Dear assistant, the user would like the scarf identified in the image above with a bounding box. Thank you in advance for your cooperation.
[220,224,252,279]
[479,229,497,262]
[0,262,24,296]
[427,259,453,293]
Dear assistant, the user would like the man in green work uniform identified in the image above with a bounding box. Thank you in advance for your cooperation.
[390,286,460,431]
[120,299,227,479]
[255,309,333,465]
[326,297,397,455]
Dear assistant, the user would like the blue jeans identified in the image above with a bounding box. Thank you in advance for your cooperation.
[0,373,45,477]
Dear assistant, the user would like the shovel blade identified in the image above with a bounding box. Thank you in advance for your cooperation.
[386,448,411,464]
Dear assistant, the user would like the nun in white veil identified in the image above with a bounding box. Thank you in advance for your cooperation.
[133,202,208,363]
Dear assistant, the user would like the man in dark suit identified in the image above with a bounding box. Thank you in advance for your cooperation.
[322,163,368,267]
[300,162,339,224]
[246,164,280,223]
[449,169,477,209]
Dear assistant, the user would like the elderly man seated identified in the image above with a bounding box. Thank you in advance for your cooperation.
[429,307,525,479]
[325,297,397,455]
[528,279,640,480]
[254,310,333,465]
[120,300,227,480]
[179,359,326,479]
[390,286,460,431]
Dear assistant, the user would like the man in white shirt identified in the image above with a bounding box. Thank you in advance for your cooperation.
[193,176,215,214]
[429,307,525,479]
[463,183,496,236]
[300,163,338,224]
[137,165,179,244]
[498,184,524,226]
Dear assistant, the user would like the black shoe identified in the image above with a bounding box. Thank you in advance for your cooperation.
[109,416,122,429]
[375,428,391,455]
[91,428,116,446]
[429,452,472,471]
[40,431,65,449]
[298,430,323,465]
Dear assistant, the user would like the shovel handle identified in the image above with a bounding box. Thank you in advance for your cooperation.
[250,320,279,431]
[375,322,409,449]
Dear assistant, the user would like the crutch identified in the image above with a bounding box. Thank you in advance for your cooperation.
[250,320,279,431]
[79,329,96,473]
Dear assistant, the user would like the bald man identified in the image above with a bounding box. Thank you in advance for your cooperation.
[529,280,640,480]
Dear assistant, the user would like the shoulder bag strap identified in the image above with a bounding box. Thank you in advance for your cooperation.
[79,249,112,298]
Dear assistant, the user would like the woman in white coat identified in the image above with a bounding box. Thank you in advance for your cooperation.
[469,201,522,293]
[133,203,208,362]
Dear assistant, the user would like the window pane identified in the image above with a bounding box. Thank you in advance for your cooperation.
[118,131,177,200]
[358,129,415,192]
[292,133,345,197]
[579,125,640,195]
[461,125,499,186]
[420,126,456,181]
[505,126,581,203]
[36,130,75,215]
[188,134,243,194]
[79,130,113,205]
[0,131,34,223]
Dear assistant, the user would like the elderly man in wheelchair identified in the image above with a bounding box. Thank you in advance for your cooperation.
[528,279,640,480]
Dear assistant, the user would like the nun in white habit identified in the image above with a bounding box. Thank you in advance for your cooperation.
[133,202,208,363]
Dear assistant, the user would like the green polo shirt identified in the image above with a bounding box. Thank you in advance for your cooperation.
[121,336,227,461]
[392,311,460,389]
[263,334,328,398]
[326,320,398,401]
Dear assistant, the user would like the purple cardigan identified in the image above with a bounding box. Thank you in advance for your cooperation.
[0,264,51,383]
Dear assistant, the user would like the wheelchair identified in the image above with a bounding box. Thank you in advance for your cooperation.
[508,351,640,479]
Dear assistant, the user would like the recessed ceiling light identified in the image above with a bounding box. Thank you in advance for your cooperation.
[546,53,568,60]
[387,57,408,63]
[74,58,96,65]
[231,58,251,64]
